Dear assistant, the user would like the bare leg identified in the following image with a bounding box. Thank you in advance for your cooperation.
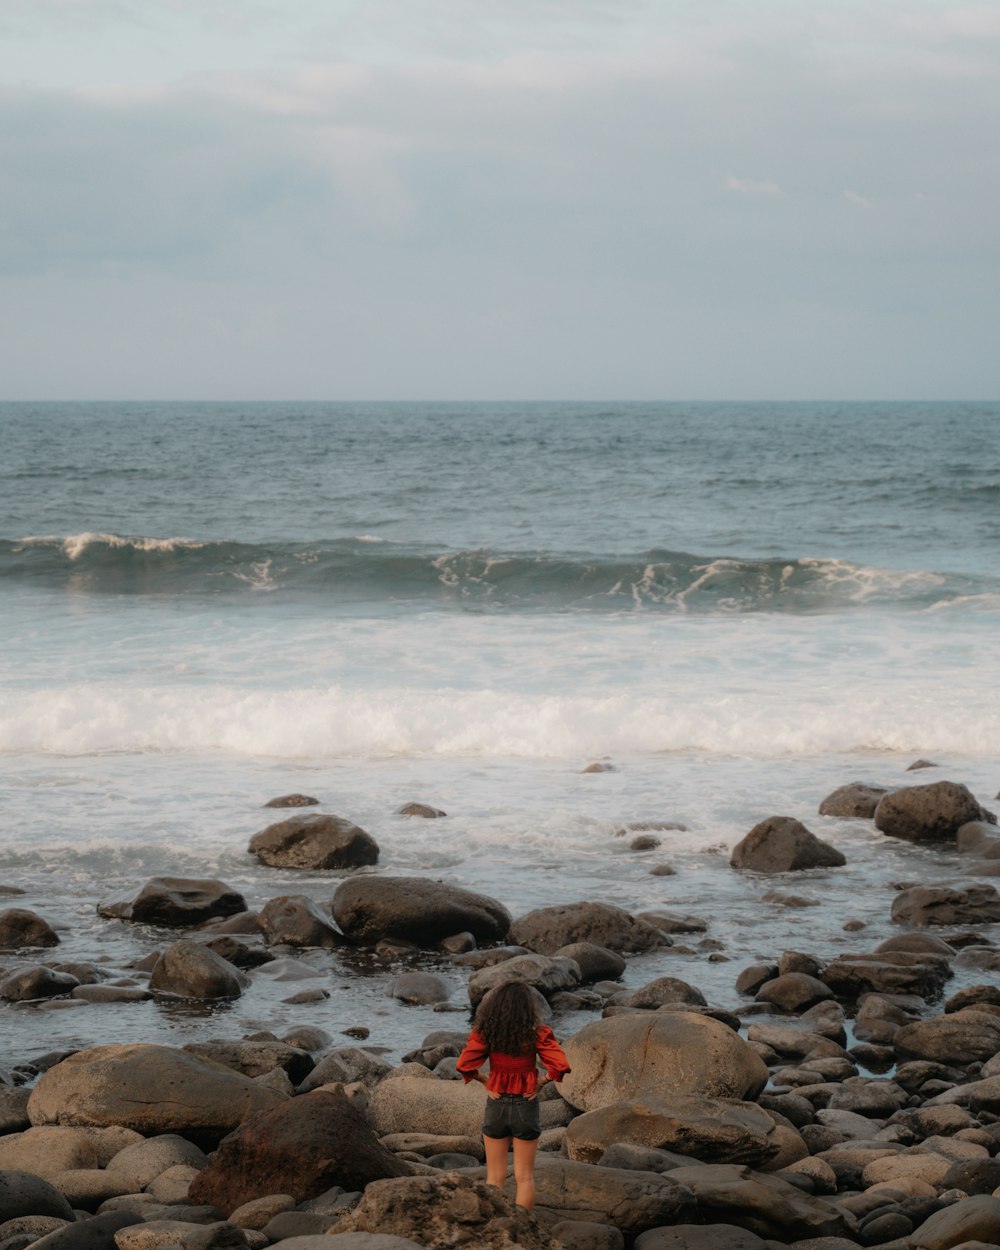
[483,1133,511,1192]
[512,1136,538,1211]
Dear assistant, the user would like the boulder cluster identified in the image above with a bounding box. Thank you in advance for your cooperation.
[3,777,1000,1249]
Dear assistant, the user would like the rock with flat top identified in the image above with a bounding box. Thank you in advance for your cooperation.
[509,902,666,955]
[332,877,509,947]
[891,883,1000,926]
[249,814,378,870]
[98,878,247,927]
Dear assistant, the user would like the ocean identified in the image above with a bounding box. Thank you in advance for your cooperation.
[1,401,998,1062]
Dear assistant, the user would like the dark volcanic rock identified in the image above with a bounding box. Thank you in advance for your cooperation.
[874,780,995,842]
[248,813,379,870]
[332,876,510,946]
[509,902,666,955]
[730,818,846,873]
[188,1090,410,1214]
[0,1172,75,1223]
[818,784,889,819]
[0,909,60,949]
[149,941,249,999]
[98,877,247,927]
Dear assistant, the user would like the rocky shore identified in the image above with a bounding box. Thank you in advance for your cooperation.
[4,777,1000,1249]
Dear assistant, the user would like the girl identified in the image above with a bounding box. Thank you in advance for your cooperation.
[456,980,571,1212]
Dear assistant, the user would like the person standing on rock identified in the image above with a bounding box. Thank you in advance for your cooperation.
[456,979,571,1212]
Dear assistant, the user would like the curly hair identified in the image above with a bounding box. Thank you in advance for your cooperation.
[474,980,541,1055]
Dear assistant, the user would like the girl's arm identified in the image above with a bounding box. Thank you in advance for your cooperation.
[536,1026,571,1085]
[455,1028,490,1084]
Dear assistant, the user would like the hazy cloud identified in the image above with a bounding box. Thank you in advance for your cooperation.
[0,0,998,398]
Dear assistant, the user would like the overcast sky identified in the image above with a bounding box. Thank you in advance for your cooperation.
[1,0,997,400]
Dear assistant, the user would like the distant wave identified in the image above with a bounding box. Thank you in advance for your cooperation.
[2,532,995,615]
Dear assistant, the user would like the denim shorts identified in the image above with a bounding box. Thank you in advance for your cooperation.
[482,1093,541,1141]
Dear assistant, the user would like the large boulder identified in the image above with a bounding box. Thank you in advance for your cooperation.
[257,895,346,948]
[332,877,510,946]
[730,817,846,873]
[188,1090,409,1214]
[248,814,378,870]
[891,883,1000,926]
[818,784,889,819]
[97,877,247,926]
[894,1011,1000,1065]
[565,1095,784,1168]
[330,1172,564,1249]
[27,1044,285,1134]
[148,940,249,999]
[508,902,666,955]
[559,1012,768,1113]
[665,1163,856,1242]
[0,909,60,948]
[468,954,581,1006]
[875,780,995,842]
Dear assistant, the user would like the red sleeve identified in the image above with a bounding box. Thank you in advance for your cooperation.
[455,1028,490,1084]
[535,1026,571,1081]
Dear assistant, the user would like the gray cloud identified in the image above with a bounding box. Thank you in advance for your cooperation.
[0,1,997,398]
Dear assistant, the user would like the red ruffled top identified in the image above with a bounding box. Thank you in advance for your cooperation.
[456,1025,571,1096]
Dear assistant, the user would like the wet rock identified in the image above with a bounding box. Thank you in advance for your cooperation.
[821,950,951,999]
[181,1041,313,1085]
[891,883,1000,926]
[257,896,345,948]
[735,964,778,995]
[629,835,661,851]
[509,902,666,955]
[251,957,323,982]
[560,1011,768,1112]
[755,974,833,1012]
[0,967,79,1001]
[98,878,247,927]
[635,912,706,934]
[71,985,152,1004]
[874,780,995,842]
[388,972,450,1005]
[263,795,319,808]
[332,876,510,947]
[397,803,446,818]
[468,953,580,1006]
[894,1011,1000,1065]
[0,910,60,948]
[759,891,820,908]
[248,814,378,871]
[616,977,706,1010]
[0,1173,75,1223]
[27,1044,285,1134]
[566,1094,784,1168]
[190,935,273,971]
[877,932,956,956]
[189,1090,409,1215]
[149,942,249,1000]
[582,762,614,773]
[956,820,1000,854]
[944,983,1000,1013]
[818,784,889,819]
[555,943,626,983]
[331,1172,564,1248]
[665,1163,855,1241]
[730,818,846,873]
[439,932,475,953]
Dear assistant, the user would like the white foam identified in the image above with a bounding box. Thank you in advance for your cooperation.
[18,532,205,560]
[2,678,998,759]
